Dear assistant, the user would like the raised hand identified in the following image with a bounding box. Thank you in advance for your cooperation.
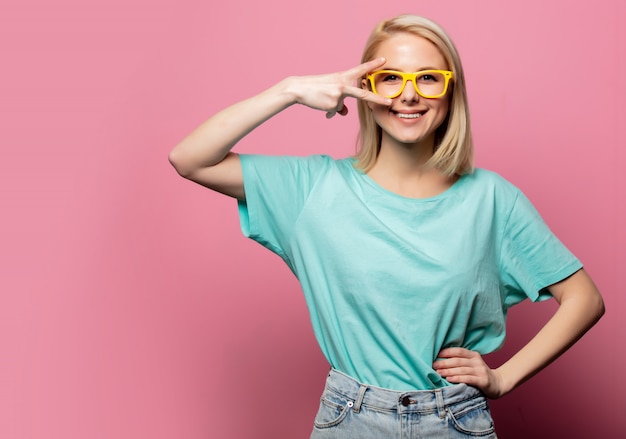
[285,57,392,118]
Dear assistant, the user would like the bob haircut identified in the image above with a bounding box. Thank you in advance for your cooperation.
[355,14,474,177]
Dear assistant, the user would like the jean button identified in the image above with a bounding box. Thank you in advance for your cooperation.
[401,396,411,406]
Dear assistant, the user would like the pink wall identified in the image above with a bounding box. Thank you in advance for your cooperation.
[1,0,624,438]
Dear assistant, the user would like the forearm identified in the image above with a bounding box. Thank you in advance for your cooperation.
[169,58,391,178]
[433,269,604,399]
[169,78,298,176]
[496,270,605,394]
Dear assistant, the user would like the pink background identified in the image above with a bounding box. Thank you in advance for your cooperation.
[1,0,624,438]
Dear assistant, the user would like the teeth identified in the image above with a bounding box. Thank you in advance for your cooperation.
[396,112,422,119]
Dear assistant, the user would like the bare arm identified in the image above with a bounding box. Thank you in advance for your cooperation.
[168,58,391,200]
[433,268,605,398]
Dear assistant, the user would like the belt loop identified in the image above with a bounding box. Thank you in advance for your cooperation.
[435,389,446,419]
[353,384,367,413]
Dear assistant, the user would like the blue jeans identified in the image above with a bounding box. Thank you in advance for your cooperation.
[310,369,497,439]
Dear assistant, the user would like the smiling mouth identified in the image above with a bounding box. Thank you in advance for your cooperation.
[391,110,426,119]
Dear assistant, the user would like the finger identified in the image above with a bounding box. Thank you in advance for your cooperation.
[345,57,387,79]
[433,358,469,369]
[343,85,391,106]
[327,102,347,119]
[444,374,484,387]
[437,347,475,359]
[435,366,477,377]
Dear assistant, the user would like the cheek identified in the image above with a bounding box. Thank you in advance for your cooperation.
[369,104,390,125]
[433,100,450,123]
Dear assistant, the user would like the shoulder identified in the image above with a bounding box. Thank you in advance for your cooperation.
[455,169,527,223]
[239,154,349,193]
[463,168,522,198]
[467,168,516,187]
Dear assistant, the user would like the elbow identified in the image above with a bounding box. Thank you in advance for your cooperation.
[583,286,606,326]
[559,269,606,324]
[594,292,606,322]
[168,147,193,179]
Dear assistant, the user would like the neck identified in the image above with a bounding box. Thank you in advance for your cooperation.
[367,134,456,199]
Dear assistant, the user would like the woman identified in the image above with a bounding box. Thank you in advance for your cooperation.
[169,14,604,438]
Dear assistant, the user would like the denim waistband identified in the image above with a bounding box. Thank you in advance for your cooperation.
[324,369,485,414]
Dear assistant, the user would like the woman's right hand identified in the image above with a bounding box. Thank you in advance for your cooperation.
[285,57,392,118]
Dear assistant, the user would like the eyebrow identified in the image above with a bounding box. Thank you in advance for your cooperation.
[383,66,444,72]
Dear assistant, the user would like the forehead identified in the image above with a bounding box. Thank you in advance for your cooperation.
[374,33,447,70]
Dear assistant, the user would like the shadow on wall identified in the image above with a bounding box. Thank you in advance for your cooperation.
[486,299,618,438]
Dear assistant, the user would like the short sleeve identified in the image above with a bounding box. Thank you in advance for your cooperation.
[499,190,583,308]
[237,154,330,264]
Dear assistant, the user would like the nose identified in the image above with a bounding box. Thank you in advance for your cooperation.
[400,79,419,103]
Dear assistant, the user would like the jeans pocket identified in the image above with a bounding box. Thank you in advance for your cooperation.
[313,390,354,429]
[447,397,496,437]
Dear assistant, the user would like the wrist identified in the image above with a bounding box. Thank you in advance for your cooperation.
[275,76,302,107]
[494,364,522,396]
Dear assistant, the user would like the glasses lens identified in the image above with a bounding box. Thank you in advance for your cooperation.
[372,71,448,98]
[415,71,447,98]
[372,72,404,98]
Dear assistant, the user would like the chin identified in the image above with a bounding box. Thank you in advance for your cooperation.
[387,131,436,148]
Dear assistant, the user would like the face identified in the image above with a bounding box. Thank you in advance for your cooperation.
[365,33,451,149]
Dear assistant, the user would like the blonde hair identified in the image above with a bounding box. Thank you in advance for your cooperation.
[355,14,474,176]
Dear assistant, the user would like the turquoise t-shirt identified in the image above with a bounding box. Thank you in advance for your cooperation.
[237,154,582,391]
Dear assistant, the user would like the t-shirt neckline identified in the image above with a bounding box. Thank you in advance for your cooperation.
[345,158,470,203]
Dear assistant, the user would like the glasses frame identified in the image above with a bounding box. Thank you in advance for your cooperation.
[367,69,454,99]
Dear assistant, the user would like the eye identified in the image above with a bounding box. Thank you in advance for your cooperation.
[418,74,438,82]
[417,72,441,83]
[381,73,402,83]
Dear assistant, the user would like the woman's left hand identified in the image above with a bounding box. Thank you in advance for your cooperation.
[433,348,506,399]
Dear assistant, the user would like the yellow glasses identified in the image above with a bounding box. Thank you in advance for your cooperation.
[367,70,454,99]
